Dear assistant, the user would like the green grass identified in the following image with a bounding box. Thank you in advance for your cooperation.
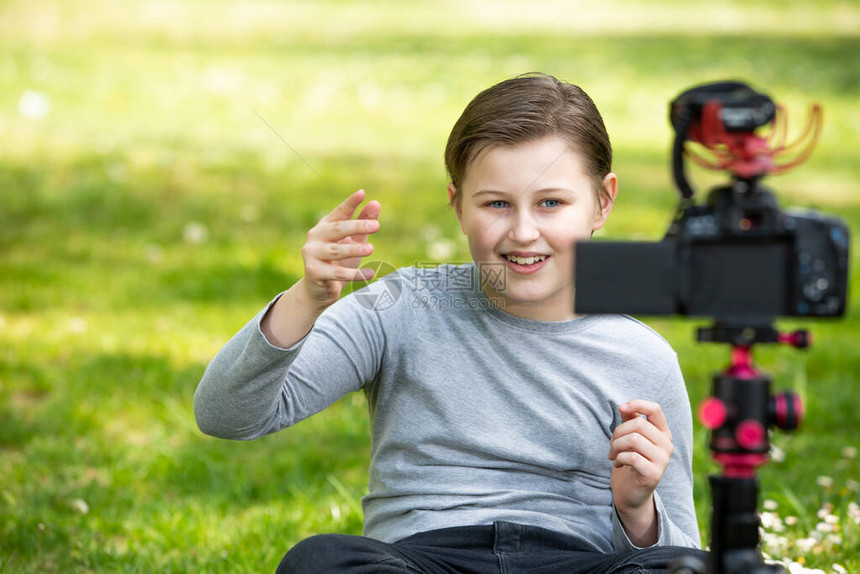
[1,0,859,571]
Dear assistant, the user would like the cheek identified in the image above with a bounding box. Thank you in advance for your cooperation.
[546,216,594,247]
[463,216,501,246]
[462,225,492,258]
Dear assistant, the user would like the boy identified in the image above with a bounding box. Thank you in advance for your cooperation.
[194,73,707,573]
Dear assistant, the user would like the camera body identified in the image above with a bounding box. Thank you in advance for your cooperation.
[575,81,850,323]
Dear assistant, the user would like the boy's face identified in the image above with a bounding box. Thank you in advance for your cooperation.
[449,135,616,321]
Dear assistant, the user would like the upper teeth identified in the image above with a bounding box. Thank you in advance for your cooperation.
[506,254,546,265]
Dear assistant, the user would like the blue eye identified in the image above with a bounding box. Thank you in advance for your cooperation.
[541,199,561,208]
[487,200,508,209]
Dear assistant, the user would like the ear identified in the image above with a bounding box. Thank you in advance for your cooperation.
[592,172,618,231]
[448,182,466,234]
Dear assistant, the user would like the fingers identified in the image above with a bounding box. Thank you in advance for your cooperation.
[610,400,674,519]
[619,400,670,433]
[302,190,381,283]
[356,198,381,222]
[608,430,672,491]
[306,190,381,257]
[608,429,670,465]
[312,218,380,244]
[321,189,382,223]
[612,451,666,486]
[312,190,381,243]
[321,189,367,223]
[608,400,674,469]
[612,414,670,446]
[298,190,380,308]
[303,239,374,263]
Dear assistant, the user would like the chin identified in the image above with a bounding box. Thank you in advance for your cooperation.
[503,288,554,306]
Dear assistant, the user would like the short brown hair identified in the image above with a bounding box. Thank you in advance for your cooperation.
[445,73,612,206]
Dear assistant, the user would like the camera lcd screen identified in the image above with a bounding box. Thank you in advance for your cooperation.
[688,241,788,319]
[574,241,677,315]
[575,239,792,319]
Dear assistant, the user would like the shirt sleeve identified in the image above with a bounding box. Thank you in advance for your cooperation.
[193,286,390,440]
[611,356,703,551]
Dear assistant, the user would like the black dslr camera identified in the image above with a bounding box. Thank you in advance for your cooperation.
[575,81,850,324]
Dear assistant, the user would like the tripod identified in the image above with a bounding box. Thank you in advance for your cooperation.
[673,323,806,574]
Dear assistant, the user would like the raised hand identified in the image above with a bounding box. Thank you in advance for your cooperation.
[300,189,381,310]
[260,189,381,349]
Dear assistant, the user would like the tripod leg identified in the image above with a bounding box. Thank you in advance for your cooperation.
[710,475,787,573]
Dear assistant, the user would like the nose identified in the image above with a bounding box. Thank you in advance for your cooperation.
[507,208,540,244]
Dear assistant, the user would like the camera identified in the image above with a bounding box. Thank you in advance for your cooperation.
[575,81,850,324]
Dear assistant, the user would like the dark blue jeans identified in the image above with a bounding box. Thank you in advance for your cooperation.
[276,521,708,573]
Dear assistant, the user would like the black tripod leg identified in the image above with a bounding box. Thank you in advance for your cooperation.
[710,475,785,573]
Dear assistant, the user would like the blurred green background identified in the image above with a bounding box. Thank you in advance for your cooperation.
[1,0,858,572]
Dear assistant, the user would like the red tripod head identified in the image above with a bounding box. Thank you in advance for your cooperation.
[696,325,807,478]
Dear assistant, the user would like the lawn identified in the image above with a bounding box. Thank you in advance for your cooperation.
[1,0,858,572]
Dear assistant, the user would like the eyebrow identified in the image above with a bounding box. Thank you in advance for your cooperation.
[471,187,576,196]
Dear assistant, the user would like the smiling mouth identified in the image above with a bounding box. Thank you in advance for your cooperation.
[504,254,547,266]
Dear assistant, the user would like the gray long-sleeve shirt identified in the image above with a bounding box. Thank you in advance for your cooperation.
[194,264,701,551]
